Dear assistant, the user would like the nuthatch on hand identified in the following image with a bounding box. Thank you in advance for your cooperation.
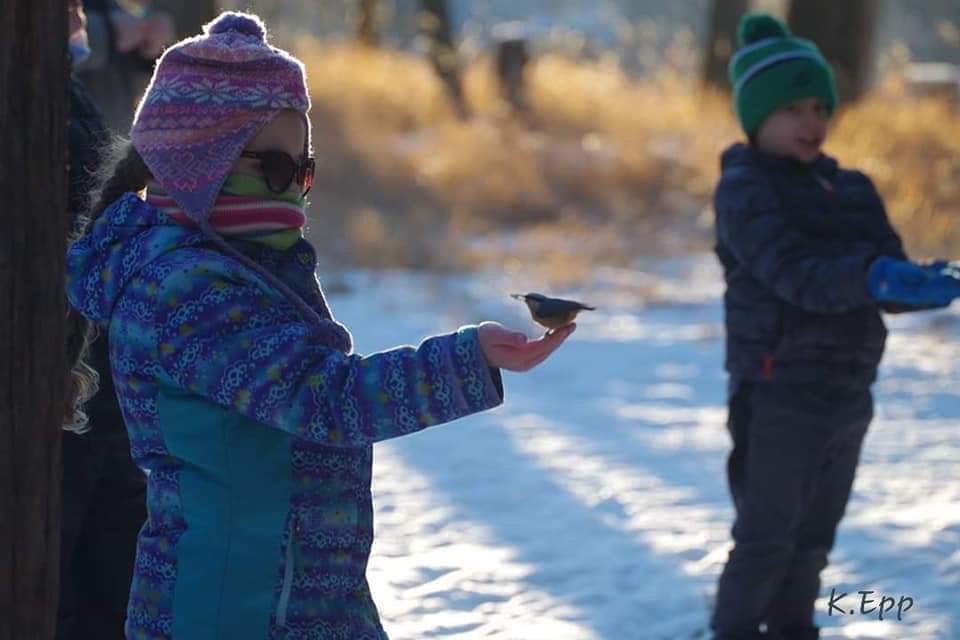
[511,292,595,331]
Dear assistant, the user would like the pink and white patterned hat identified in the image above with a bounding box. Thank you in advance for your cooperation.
[130,11,309,223]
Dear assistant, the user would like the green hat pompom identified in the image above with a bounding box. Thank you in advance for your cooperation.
[728,12,837,136]
[737,12,790,47]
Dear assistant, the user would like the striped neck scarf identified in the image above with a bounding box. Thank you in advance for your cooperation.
[147,174,306,247]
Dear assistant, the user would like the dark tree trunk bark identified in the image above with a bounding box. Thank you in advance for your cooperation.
[703,0,750,90]
[419,0,469,119]
[0,0,69,638]
[787,0,879,101]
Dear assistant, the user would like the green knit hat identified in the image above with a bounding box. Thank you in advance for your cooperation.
[728,13,837,137]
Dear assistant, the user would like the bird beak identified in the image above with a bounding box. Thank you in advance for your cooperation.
[510,293,524,300]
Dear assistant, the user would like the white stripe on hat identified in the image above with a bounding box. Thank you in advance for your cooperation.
[728,37,783,69]
[733,50,823,97]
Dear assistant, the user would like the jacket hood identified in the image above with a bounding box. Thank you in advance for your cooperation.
[66,193,204,326]
[67,192,355,354]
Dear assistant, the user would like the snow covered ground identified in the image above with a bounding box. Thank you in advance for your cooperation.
[325,255,960,640]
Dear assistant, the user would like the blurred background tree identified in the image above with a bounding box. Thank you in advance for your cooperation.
[419,0,469,118]
[356,0,383,45]
[703,0,749,89]
[788,0,879,101]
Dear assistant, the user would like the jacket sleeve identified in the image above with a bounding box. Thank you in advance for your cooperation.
[853,171,908,261]
[715,168,877,314]
[850,171,938,314]
[151,257,504,447]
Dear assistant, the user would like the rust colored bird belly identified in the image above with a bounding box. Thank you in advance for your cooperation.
[534,310,579,330]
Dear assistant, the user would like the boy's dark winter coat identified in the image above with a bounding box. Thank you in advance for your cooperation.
[714,143,907,387]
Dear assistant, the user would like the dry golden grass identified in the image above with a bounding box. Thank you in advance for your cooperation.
[827,75,960,257]
[296,38,960,276]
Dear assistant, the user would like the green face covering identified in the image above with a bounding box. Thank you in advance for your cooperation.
[221,174,307,250]
[221,173,307,205]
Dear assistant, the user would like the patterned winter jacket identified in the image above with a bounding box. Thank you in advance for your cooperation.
[66,194,504,640]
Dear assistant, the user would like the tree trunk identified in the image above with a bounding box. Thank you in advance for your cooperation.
[703,0,750,89]
[356,0,382,46]
[149,0,219,40]
[0,0,69,638]
[419,0,469,119]
[495,37,531,114]
[787,0,879,101]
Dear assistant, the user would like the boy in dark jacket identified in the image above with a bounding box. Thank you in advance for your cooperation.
[711,13,960,640]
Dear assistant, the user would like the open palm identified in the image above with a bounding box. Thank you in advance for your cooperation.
[477,321,575,372]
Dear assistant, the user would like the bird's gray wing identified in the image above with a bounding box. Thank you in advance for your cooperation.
[538,298,583,316]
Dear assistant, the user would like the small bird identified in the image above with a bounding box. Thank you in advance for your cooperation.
[511,292,596,331]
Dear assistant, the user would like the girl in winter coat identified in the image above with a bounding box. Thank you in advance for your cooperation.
[66,12,573,639]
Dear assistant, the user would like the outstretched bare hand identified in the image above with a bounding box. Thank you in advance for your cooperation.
[477,321,575,372]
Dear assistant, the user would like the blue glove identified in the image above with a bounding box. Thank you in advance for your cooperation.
[922,260,960,280]
[868,257,960,307]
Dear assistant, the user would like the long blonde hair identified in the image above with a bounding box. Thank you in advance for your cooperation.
[63,136,152,432]
[64,307,99,433]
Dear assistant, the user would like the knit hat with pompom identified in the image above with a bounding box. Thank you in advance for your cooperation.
[728,12,837,137]
[129,12,353,353]
[130,11,310,224]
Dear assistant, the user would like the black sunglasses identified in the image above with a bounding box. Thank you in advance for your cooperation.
[240,149,315,196]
